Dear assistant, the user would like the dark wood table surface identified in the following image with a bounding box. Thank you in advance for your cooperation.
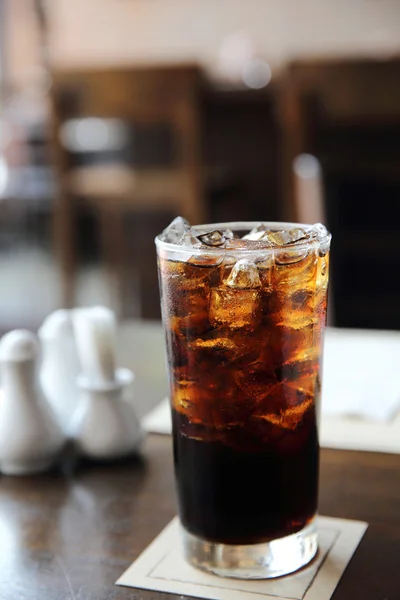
[0,321,399,600]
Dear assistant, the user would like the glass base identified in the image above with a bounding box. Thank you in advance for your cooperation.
[181,519,318,579]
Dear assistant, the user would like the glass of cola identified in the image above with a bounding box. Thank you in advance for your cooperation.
[155,218,331,579]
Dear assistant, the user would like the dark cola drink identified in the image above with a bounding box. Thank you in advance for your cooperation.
[156,218,330,577]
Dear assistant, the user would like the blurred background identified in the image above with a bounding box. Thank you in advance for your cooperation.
[0,0,400,330]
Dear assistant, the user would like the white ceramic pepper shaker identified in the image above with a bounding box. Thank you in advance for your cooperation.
[0,330,65,475]
[39,309,81,436]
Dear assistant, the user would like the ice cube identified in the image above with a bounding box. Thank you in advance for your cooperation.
[180,231,202,248]
[173,379,197,410]
[235,366,278,401]
[272,297,316,329]
[159,217,201,247]
[277,323,320,365]
[190,336,238,357]
[310,223,330,256]
[223,228,235,240]
[209,288,261,329]
[273,249,318,287]
[188,254,224,267]
[172,379,212,425]
[316,255,328,287]
[226,239,249,250]
[310,222,328,239]
[226,259,261,289]
[267,228,308,246]
[243,225,308,246]
[255,397,313,430]
[198,230,227,247]
[276,358,318,383]
[242,224,270,241]
[209,260,261,328]
[318,242,330,257]
[254,254,273,287]
[159,216,190,243]
[170,310,210,338]
[284,373,320,398]
[190,334,259,370]
[164,263,210,321]
[275,248,309,265]
[251,380,315,430]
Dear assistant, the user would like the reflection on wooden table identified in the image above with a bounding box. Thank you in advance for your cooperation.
[0,320,399,599]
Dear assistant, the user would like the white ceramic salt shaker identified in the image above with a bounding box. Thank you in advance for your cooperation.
[70,368,143,460]
[0,330,65,475]
[70,307,144,460]
[39,309,81,436]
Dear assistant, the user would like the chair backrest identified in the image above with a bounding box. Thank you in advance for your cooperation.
[281,58,400,216]
[50,65,207,319]
[52,64,203,119]
[281,58,400,329]
[50,64,205,165]
[286,59,400,122]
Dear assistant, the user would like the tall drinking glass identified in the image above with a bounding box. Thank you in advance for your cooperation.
[155,219,331,579]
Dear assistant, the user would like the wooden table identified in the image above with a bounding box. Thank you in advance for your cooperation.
[0,321,399,599]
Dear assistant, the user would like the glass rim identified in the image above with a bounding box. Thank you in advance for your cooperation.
[155,221,331,255]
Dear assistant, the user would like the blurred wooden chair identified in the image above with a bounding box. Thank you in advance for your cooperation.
[280,58,400,220]
[280,58,400,328]
[50,65,206,313]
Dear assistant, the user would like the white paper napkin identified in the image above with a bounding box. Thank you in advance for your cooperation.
[117,516,367,600]
[141,396,171,434]
[322,328,400,422]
